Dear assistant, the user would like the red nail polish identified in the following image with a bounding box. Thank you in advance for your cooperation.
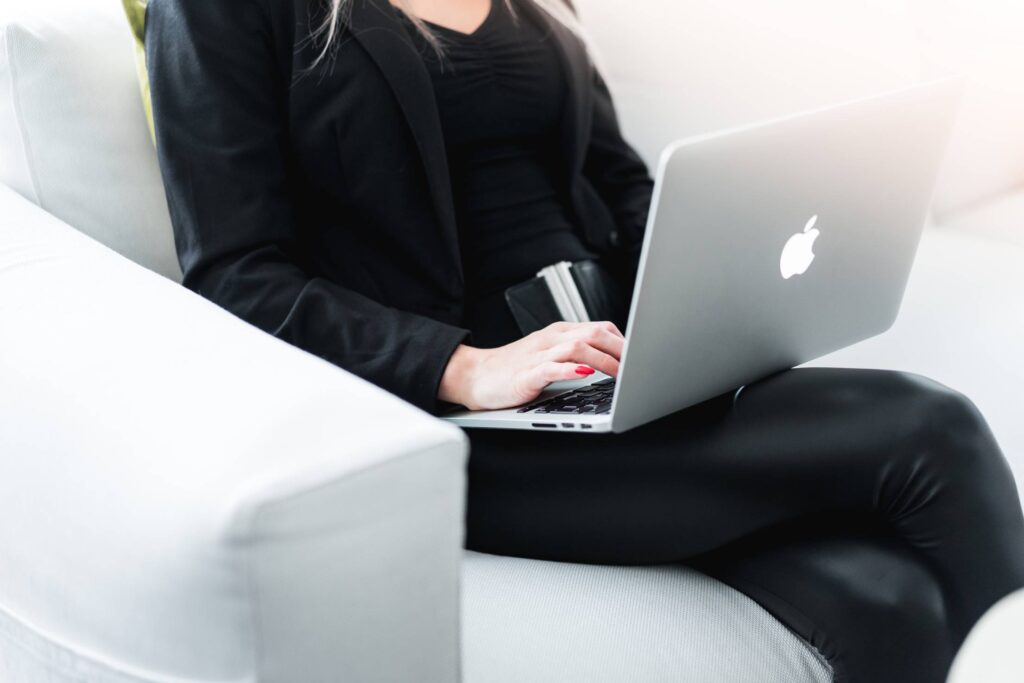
[575,366,595,376]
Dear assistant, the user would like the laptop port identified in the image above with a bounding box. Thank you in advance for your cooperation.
[580,424,593,430]
[532,423,557,429]
[562,423,574,429]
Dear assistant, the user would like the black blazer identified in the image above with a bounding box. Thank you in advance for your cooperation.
[147,0,653,412]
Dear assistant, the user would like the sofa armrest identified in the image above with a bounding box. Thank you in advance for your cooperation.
[948,589,1024,683]
[0,184,467,683]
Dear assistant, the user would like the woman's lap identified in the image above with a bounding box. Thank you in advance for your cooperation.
[464,367,1024,682]
[466,367,977,563]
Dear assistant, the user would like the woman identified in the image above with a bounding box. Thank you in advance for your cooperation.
[146,0,1024,679]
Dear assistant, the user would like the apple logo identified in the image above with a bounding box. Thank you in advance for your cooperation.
[780,215,821,280]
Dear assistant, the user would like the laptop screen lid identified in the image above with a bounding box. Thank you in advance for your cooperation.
[610,79,962,433]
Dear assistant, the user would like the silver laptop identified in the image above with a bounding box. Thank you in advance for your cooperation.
[445,78,962,434]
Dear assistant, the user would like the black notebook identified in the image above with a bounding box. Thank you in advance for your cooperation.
[504,259,629,336]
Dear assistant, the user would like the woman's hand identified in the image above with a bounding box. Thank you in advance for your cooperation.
[439,321,625,411]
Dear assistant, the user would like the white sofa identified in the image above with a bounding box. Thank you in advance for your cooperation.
[1,0,1021,681]
[948,588,1024,682]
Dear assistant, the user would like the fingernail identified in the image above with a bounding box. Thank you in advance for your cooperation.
[575,366,595,376]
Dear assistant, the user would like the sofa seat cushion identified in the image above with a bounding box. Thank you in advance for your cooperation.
[462,551,831,683]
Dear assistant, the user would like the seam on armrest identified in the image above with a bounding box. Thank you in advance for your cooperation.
[0,600,247,683]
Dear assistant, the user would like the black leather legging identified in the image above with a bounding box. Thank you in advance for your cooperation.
[465,368,1024,683]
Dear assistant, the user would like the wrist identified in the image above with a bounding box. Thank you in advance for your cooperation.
[439,344,484,409]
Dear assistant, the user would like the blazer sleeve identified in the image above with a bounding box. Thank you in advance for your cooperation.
[146,0,469,413]
[582,67,655,250]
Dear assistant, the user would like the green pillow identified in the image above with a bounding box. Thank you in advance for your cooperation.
[121,0,154,143]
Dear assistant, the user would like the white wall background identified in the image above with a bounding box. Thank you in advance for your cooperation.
[578,0,1024,221]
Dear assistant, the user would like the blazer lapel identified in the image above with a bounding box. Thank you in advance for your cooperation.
[347,0,462,274]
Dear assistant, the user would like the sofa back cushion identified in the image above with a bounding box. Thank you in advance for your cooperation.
[0,0,180,280]
[576,0,922,173]
[578,0,1024,220]
[908,0,1024,218]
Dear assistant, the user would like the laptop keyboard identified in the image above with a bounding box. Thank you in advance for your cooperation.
[516,378,615,415]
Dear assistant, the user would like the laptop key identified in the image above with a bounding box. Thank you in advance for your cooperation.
[515,381,615,416]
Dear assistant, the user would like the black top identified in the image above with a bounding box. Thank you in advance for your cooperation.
[147,0,653,412]
[403,0,594,342]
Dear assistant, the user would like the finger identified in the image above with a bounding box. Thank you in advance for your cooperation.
[543,321,574,334]
[573,320,625,339]
[524,320,574,351]
[558,324,625,361]
[547,340,620,377]
[599,321,625,339]
[527,361,596,390]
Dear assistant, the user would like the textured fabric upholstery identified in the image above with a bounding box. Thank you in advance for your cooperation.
[0,185,467,683]
[463,552,831,683]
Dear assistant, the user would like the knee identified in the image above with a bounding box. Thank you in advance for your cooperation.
[849,567,953,681]
[883,372,1003,477]
[743,532,956,682]
[824,542,954,681]
[855,557,948,641]
[902,373,982,434]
